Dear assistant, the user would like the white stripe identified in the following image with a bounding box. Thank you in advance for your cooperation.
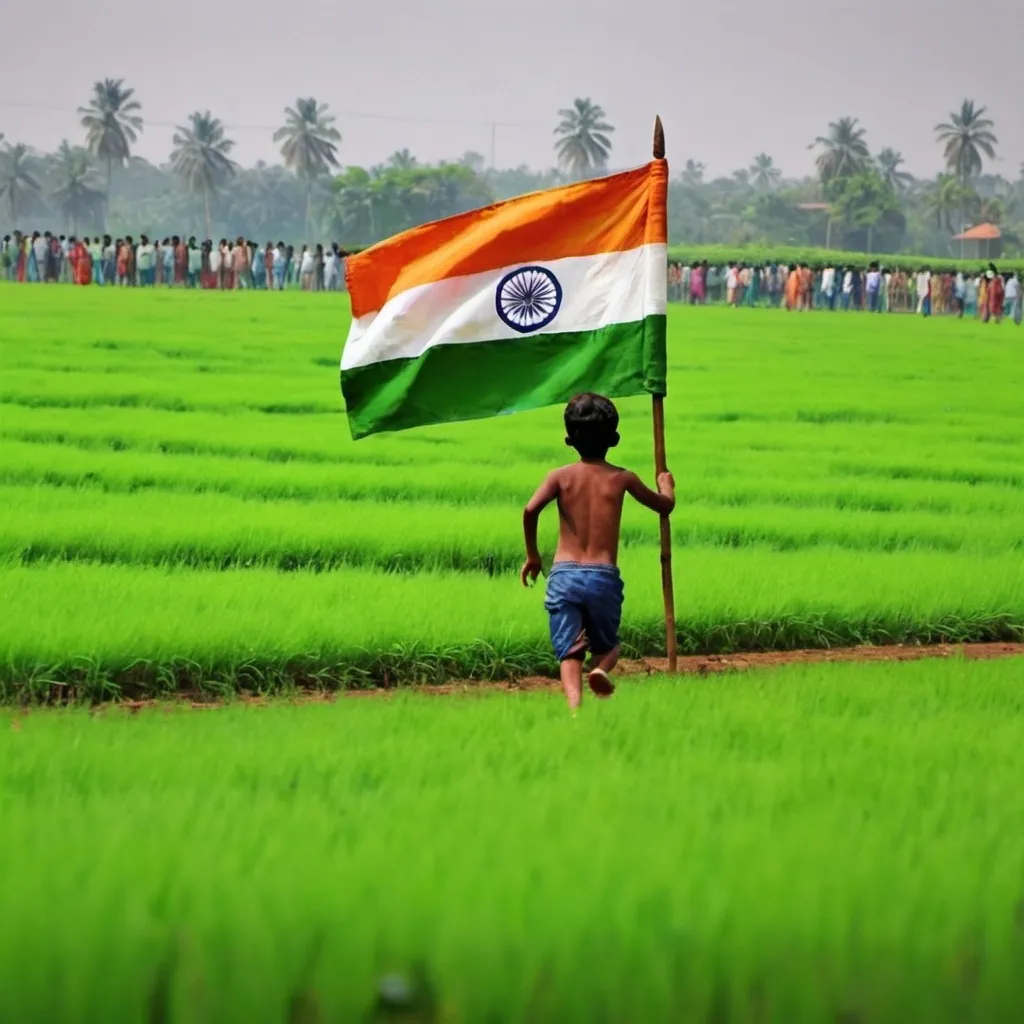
[341,243,667,371]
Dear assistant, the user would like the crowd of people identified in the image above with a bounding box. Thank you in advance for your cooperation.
[0,231,352,291]
[670,261,1022,323]
[3,230,1022,325]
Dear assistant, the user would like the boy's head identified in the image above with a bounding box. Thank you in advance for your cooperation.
[564,393,619,460]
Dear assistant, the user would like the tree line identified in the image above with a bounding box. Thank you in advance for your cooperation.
[1,85,1021,257]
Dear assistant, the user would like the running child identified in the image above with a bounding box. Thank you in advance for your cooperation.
[521,393,675,712]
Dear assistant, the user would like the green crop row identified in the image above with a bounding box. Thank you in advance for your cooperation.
[1,288,1021,691]
[1,552,1020,700]
[3,659,1023,1021]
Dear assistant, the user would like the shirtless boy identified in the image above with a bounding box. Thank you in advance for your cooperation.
[521,393,676,712]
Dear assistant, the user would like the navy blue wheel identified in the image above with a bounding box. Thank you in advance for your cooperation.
[495,266,562,333]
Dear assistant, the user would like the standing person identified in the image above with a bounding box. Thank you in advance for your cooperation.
[865,261,882,313]
[161,237,175,287]
[840,266,854,310]
[953,271,966,317]
[520,393,675,714]
[820,263,836,310]
[184,237,199,288]
[725,262,739,307]
[315,244,326,291]
[689,262,704,305]
[325,243,342,291]
[70,236,92,285]
[88,235,103,285]
[116,237,129,286]
[1005,271,1021,326]
[209,240,222,289]
[173,236,187,286]
[299,245,314,290]
[284,244,295,287]
[916,267,931,317]
[154,239,164,285]
[264,241,275,290]
[783,264,799,311]
[978,271,989,322]
[232,237,250,289]
[274,245,286,294]
[964,271,979,317]
[799,263,815,310]
[987,266,1005,324]
[252,241,266,289]
[137,235,154,286]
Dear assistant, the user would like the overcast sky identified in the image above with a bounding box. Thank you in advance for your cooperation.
[4,0,1023,180]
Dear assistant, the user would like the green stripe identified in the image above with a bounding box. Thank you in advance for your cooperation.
[341,315,666,439]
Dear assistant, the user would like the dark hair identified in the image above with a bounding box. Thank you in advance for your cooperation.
[564,393,619,460]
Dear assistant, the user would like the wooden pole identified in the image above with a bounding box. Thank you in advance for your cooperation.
[652,116,677,672]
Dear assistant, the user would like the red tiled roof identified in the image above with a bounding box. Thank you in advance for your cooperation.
[952,223,1001,241]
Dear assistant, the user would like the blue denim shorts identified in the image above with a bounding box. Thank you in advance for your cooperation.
[544,562,623,661]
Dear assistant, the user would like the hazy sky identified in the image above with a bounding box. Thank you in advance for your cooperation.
[4,0,1023,180]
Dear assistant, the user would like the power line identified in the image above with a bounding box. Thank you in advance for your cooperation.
[0,99,533,132]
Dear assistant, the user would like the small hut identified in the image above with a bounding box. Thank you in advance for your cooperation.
[951,223,1003,260]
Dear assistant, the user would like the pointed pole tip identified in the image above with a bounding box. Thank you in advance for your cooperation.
[653,116,665,160]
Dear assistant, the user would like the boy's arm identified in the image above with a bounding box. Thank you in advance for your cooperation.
[521,473,559,587]
[625,471,675,515]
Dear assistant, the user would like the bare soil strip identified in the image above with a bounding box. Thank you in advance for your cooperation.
[31,641,1016,716]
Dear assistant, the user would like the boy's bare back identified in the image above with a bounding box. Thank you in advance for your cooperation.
[525,462,674,569]
[521,459,675,589]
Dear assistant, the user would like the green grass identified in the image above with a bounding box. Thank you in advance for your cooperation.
[0,286,1022,692]
[2,658,1023,1023]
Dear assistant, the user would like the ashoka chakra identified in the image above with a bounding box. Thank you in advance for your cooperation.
[495,266,562,334]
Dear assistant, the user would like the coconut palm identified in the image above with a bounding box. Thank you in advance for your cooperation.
[273,98,342,238]
[388,149,418,170]
[78,78,143,225]
[170,111,237,237]
[553,98,614,179]
[925,173,972,232]
[935,100,997,183]
[49,140,105,234]
[810,117,870,183]
[0,143,42,223]
[680,159,705,187]
[749,153,781,190]
[875,148,914,193]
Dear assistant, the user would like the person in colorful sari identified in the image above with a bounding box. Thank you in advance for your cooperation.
[978,273,989,322]
[986,267,1005,324]
[69,237,92,285]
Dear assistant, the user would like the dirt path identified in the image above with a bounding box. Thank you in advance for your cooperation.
[418,641,1024,696]
[16,641,1019,716]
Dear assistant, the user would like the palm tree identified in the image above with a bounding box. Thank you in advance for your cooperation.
[680,159,705,187]
[49,140,105,234]
[749,153,781,190]
[170,111,237,237]
[78,78,143,226]
[273,98,341,239]
[935,100,997,183]
[0,143,42,223]
[553,98,614,179]
[925,173,973,233]
[875,148,913,193]
[810,117,870,183]
[388,149,418,170]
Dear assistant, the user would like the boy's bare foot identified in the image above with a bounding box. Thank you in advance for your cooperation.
[587,667,615,698]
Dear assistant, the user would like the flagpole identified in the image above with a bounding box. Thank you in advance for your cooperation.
[652,116,677,672]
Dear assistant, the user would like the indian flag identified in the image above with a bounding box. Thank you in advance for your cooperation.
[340,159,668,439]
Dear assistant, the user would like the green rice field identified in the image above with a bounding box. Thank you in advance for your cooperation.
[2,286,1023,1022]
[0,286,1022,696]
[2,658,1023,1022]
